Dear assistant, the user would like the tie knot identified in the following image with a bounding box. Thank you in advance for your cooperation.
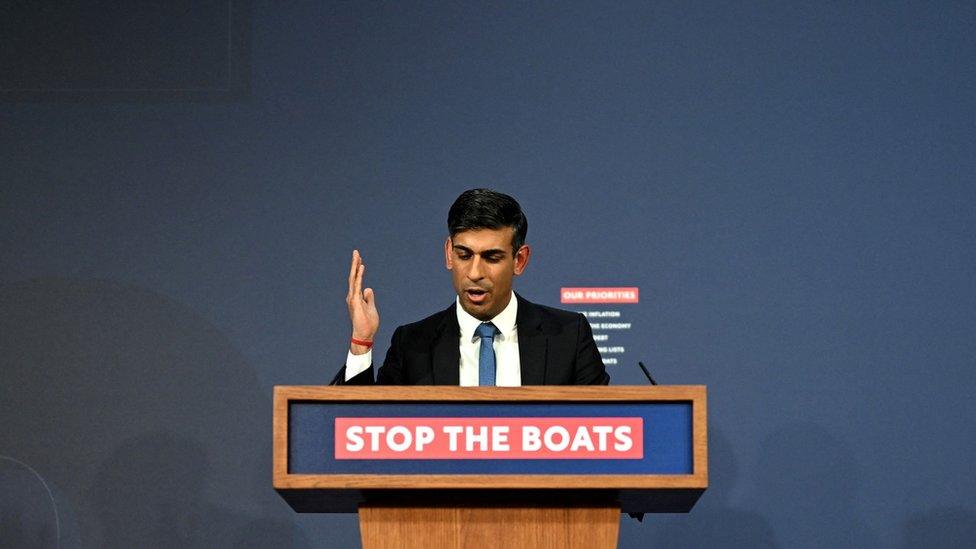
[475,322,498,341]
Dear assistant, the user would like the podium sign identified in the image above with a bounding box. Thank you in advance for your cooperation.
[275,386,706,510]
[273,386,707,548]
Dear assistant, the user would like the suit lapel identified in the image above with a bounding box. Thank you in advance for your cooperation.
[431,304,461,385]
[430,296,548,385]
[516,294,548,385]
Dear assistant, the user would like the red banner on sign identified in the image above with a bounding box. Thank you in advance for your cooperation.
[334,417,644,460]
[560,287,639,304]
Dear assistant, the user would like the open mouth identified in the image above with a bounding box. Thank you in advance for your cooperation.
[465,288,489,303]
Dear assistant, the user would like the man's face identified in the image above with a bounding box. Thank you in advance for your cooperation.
[445,227,530,321]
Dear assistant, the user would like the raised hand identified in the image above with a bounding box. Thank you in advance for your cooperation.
[346,250,379,354]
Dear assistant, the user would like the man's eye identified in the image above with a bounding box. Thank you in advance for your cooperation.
[457,253,471,260]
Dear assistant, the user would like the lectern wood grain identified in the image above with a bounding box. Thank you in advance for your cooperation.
[359,505,619,549]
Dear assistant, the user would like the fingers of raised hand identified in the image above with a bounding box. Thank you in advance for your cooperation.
[354,264,364,298]
[347,250,368,304]
[347,250,361,299]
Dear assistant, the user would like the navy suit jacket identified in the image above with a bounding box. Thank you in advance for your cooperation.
[342,294,609,385]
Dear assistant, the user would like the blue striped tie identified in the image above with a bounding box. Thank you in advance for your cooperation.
[476,322,499,386]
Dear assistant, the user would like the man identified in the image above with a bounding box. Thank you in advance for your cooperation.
[339,188,608,386]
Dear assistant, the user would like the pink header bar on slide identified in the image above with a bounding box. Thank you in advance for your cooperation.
[560,287,639,304]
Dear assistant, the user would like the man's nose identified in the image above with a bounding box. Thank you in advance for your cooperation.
[467,257,485,280]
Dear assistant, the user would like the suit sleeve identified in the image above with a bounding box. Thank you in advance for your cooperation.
[333,327,406,385]
[574,313,610,385]
[338,363,375,385]
[375,326,407,385]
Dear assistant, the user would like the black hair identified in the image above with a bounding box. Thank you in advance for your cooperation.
[447,189,528,255]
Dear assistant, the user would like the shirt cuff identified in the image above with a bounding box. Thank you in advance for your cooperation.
[344,349,373,381]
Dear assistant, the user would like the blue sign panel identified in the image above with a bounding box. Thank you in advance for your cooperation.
[288,402,692,475]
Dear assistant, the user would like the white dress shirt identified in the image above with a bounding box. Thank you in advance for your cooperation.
[344,292,521,386]
[456,292,520,386]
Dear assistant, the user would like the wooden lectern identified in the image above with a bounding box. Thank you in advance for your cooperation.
[274,386,707,548]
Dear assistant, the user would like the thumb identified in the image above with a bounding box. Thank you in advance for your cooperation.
[363,287,375,305]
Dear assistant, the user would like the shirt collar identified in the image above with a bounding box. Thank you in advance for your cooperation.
[456,291,518,342]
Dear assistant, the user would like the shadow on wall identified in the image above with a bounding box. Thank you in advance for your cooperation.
[754,422,880,548]
[87,430,306,547]
[636,428,777,548]
[0,278,310,548]
[901,506,976,548]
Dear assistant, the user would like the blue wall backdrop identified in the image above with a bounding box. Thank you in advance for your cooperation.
[2,2,974,547]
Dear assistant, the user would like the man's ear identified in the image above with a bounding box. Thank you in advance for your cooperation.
[513,244,531,275]
[444,237,453,270]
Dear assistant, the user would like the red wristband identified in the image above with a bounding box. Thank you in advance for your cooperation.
[351,337,373,348]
